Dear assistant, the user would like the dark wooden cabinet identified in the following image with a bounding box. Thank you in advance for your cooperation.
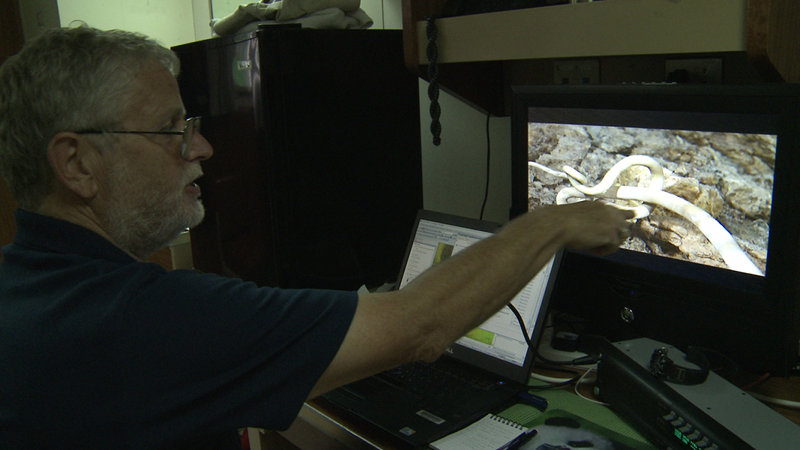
[173,28,423,290]
[0,0,24,253]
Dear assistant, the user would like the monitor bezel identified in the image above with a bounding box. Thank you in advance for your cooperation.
[510,84,800,374]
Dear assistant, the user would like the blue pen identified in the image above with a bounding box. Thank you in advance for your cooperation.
[498,428,538,450]
[517,391,548,411]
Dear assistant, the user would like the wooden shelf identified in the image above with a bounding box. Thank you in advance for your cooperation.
[402,0,799,115]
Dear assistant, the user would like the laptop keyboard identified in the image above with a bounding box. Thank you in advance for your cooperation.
[324,358,522,445]
[378,360,500,398]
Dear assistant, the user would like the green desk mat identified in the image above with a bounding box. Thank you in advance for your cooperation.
[496,388,657,449]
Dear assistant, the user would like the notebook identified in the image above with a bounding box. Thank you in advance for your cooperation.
[430,413,533,450]
[322,210,562,447]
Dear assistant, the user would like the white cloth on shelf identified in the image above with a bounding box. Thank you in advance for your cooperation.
[276,0,360,21]
[211,0,371,36]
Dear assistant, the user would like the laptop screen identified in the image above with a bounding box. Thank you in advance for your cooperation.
[397,211,560,383]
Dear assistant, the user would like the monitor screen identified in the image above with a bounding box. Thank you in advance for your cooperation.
[510,84,800,374]
[524,109,774,276]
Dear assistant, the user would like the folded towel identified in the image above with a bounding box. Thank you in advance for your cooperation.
[211,3,274,36]
[211,0,366,36]
[223,7,373,35]
[283,7,372,29]
[276,0,360,21]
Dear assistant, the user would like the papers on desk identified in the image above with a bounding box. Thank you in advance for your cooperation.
[429,413,535,450]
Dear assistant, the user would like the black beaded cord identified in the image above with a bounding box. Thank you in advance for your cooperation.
[425,16,442,146]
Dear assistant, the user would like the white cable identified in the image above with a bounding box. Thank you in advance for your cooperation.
[531,372,575,384]
[748,391,800,410]
[574,367,608,406]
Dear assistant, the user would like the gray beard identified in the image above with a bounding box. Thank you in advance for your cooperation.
[100,185,205,260]
[98,158,205,260]
[104,202,203,260]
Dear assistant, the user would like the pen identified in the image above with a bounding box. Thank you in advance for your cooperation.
[517,391,548,411]
[498,428,538,450]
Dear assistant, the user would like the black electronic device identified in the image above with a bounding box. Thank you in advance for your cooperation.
[595,338,800,449]
[173,27,422,290]
[510,84,800,374]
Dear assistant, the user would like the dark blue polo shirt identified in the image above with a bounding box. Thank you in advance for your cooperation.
[0,210,358,449]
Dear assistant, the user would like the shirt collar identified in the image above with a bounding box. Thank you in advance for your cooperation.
[12,209,136,264]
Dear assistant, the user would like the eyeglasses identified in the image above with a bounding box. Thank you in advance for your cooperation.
[74,116,201,160]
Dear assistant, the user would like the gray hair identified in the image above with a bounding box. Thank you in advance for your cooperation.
[0,25,180,209]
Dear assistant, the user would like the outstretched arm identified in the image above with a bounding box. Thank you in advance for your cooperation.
[310,201,633,398]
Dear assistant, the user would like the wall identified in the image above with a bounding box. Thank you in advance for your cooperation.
[418,88,512,222]
[52,0,510,224]
[379,1,512,223]
[57,0,198,48]
[373,1,513,223]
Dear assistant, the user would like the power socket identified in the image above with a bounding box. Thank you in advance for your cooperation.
[553,59,599,84]
[665,58,722,83]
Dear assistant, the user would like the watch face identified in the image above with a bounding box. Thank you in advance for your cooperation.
[649,347,670,377]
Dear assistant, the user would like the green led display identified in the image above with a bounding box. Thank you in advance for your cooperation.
[673,428,703,450]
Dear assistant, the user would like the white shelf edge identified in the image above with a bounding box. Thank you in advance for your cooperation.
[416,0,748,65]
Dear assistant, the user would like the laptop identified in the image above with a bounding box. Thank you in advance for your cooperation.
[322,210,562,447]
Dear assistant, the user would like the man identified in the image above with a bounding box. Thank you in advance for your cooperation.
[0,26,633,448]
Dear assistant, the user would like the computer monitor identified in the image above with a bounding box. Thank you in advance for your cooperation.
[510,84,800,374]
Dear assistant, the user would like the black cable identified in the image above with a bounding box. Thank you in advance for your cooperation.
[506,303,533,349]
[508,303,591,389]
[479,112,491,220]
[508,303,599,366]
[425,16,441,146]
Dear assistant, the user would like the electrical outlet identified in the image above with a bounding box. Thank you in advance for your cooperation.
[553,59,600,84]
[665,58,723,83]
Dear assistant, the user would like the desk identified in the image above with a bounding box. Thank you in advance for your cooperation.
[248,375,800,449]
[259,398,404,449]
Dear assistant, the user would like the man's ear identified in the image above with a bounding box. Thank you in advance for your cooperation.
[47,132,102,200]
